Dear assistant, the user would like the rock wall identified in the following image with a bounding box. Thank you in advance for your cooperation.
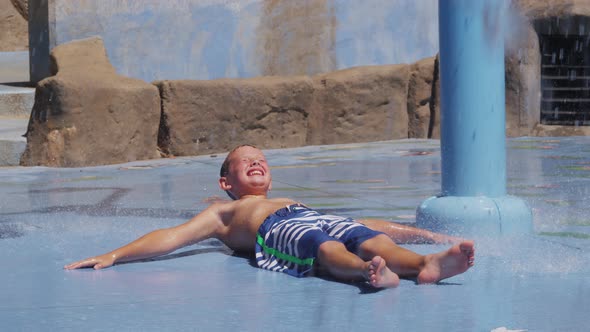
[156,76,315,156]
[18,34,589,166]
[21,37,438,166]
[15,0,590,167]
[307,64,410,146]
[156,63,420,157]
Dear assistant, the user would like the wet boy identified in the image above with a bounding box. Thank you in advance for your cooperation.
[66,145,474,288]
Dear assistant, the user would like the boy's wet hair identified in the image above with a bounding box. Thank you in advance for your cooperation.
[219,144,258,200]
[219,144,258,177]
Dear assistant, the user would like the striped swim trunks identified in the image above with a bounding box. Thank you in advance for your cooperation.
[255,204,384,277]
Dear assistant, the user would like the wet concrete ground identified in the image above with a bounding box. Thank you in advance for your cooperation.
[1,138,589,331]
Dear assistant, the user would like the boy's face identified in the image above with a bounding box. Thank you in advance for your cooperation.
[219,146,272,198]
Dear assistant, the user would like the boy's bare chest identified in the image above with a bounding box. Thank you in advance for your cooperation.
[218,198,298,250]
[236,198,299,226]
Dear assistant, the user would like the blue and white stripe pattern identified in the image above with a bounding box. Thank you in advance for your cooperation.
[255,204,382,277]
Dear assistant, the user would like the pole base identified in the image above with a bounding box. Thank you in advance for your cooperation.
[416,195,533,237]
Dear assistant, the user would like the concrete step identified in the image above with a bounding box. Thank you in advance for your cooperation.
[0,52,31,166]
[0,84,35,118]
[0,117,28,166]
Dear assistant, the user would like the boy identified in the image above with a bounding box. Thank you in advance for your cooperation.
[66,145,475,288]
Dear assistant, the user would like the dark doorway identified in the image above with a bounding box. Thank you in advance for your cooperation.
[536,16,590,126]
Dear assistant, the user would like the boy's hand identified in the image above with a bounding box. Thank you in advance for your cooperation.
[64,254,115,270]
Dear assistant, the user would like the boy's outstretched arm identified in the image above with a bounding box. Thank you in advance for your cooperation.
[358,218,464,244]
[64,205,225,270]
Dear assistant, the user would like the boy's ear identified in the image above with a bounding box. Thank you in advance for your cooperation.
[218,177,231,191]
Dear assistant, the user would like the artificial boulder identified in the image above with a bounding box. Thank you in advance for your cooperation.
[308,64,410,145]
[156,76,314,156]
[407,56,438,139]
[20,37,160,167]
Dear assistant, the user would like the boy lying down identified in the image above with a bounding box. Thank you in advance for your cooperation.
[66,145,475,288]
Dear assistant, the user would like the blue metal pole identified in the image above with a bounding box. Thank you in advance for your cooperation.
[416,0,532,236]
[439,0,506,197]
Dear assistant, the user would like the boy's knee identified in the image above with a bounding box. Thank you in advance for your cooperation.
[362,233,392,246]
[317,240,346,259]
[358,234,395,255]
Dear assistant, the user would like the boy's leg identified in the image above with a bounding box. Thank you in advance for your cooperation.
[359,219,464,244]
[316,240,399,288]
[357,234,425,276]
[357,234,475,283]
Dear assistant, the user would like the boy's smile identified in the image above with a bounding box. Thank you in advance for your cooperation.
[247,169,264,176]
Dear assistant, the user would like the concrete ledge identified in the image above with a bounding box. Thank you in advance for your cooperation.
[0,86,34,118]
[0,140,26,166]
[0,117,27,166]
[532,124,590,136]
[0,118,27,141]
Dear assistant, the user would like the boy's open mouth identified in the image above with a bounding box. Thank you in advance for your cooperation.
[247,169,264,176]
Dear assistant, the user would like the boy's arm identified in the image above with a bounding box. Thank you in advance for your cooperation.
[64,205,225,270]
[358,218,463,244]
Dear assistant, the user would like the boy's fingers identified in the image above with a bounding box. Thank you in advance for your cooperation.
[64,258,96,270]
[64,262,81,270]
[64,262,80,269]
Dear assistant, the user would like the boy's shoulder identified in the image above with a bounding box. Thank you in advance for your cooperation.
[208,196,266,211]
[206,196,297,216]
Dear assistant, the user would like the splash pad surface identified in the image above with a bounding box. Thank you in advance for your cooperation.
[1,138,589,331]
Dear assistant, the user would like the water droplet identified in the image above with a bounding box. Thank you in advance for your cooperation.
[559,48,564,60]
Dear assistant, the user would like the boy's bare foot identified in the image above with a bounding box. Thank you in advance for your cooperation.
[367,256,400,288]
[417,241,475,284]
